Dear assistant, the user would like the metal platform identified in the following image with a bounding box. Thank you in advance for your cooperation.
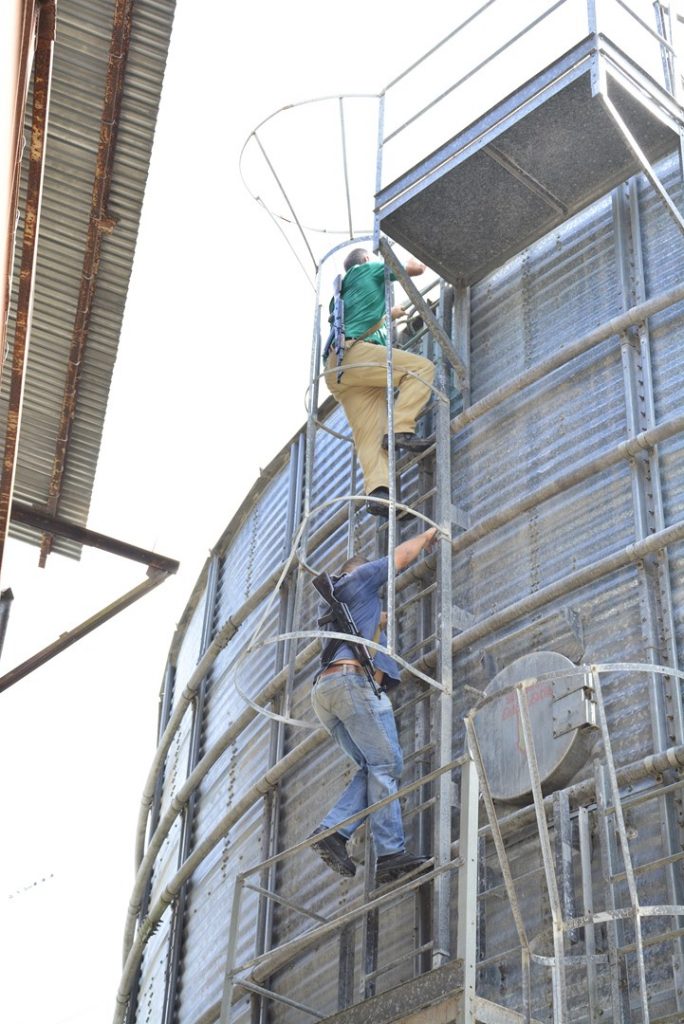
[377,35,684,285]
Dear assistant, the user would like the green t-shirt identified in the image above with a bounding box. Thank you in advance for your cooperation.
[332,261,395,346]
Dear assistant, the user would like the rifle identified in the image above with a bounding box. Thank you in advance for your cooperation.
[313,571,381,698]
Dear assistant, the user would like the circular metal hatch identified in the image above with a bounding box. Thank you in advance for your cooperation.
[472,650,595,805]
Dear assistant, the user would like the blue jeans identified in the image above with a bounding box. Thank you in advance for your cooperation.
[311,669,405,856]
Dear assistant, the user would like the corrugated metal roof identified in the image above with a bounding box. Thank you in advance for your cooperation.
[2,0,176,559]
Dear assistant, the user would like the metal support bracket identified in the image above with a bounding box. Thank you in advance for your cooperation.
[601,89,684,237]
[378,237,470,392]
[451,502,471,531]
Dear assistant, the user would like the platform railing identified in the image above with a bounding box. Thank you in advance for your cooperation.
[376,0,682,196]
[466,662,684,1024]
[219,753,476,1023]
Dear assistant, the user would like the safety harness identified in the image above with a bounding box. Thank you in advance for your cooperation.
[322,274,385,384]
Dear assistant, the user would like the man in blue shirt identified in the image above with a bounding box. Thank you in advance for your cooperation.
[310,525,438,884]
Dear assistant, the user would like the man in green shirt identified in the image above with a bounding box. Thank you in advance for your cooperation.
[324,248,435,517]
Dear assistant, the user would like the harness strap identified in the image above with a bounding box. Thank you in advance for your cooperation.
[322,273,385,384]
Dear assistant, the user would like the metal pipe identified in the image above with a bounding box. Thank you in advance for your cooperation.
[115,730,328,1024]
[383,0,497,91]
[384,258,397,654]
[452,414,684,556]
[483,741,684,843]
[0,569,171,694]
[339,98,353,239]
[613,0,673,51]
[39,0,134,565]
[601,92,684,236]
[0,0,55,576]
[450,281,684,436]
[379,238,468,387]
[0,587,14,662]
[441,517,684,664]
[382,0,569,145]
[11,501,179,572]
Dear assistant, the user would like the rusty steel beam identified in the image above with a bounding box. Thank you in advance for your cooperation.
[0,0,56,579]
[11,501,180,573]
[1,1,40,370]
[39,0,134,566]
[0,568,172,695]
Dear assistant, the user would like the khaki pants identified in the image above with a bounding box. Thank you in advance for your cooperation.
[325,341,435,495]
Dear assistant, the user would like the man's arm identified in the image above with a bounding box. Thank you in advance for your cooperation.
[394,527,438,572]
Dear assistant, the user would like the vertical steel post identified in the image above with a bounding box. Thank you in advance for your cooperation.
[373,94,385,254]
[432,302,455,968]
[578,805,599,1024]
[220,875,246,1024]
[515,686,568,1023]
[594,761,629,1024]
[457,757,479,1023]
[453,284,471,410]
[592,670,650,1024]
[252,439,304,1024]
[384,257,397,656]
[125,661,177,1024]
[303,292,323,525]
[613,183,684,1002]
[666,0,684,178]
[553,790,578,945]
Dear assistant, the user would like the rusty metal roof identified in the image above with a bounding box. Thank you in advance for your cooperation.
[2,0,176,560]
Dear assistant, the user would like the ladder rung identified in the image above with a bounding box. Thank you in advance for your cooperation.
[394,443,436,473]
[404,796,436,820]
[402,633,437,660]
[398,581,438,608]
[404,742,436,764]
[314,418,353,443]
[362,941,434,984]
[394,689,432,716]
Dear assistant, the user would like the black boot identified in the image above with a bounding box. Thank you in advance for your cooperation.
[366,487,390,517]
[381,432,433,453]
[309,826,356,877]
[375,850,431,883]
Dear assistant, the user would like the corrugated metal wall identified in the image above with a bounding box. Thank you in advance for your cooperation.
[123,152,684,1024]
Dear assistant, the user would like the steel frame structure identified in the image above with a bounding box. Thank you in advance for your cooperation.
[118,7,684,1022]
[116,224,684,1021]
[467,662,684,1024]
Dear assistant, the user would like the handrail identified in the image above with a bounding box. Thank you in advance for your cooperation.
[382,0,570,147]
[377,0,679,195]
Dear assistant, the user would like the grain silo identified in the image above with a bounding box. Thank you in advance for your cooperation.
[116,4,684,1023]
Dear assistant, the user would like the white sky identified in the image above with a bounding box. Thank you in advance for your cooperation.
[0,1,662,1022]
[0,4,466,1023]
